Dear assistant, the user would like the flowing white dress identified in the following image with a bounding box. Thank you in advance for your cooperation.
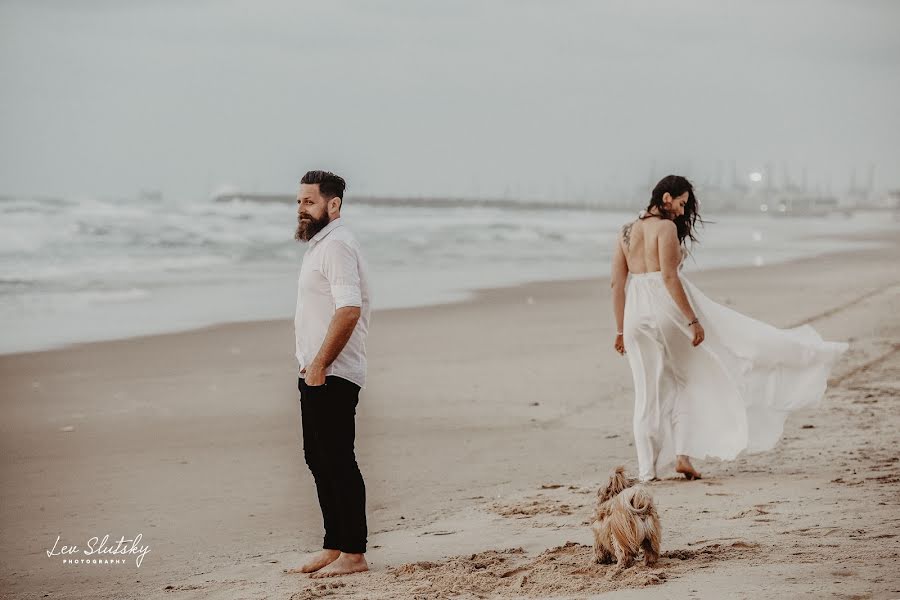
[623,254,848,482]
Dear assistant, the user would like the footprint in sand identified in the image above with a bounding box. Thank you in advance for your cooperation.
[492,495,582,518]
[163,584,204,591]
[728,507,770,519]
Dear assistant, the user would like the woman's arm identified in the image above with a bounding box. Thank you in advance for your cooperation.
[610,231,629,354]
[659,222,705,346]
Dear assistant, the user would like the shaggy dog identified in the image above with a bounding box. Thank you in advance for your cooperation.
[590,466,661,572]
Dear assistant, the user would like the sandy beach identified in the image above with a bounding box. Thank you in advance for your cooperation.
[2,236,899,600]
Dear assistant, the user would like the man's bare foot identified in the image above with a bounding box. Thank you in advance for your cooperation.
[675,455,702,480]
[283,549,340,574]
[309,553,369,578]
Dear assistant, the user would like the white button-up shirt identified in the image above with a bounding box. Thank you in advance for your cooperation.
[294,218,371,388]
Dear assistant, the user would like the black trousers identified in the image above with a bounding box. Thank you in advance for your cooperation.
[298,375,367,554]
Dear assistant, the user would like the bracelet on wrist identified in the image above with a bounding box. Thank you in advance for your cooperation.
[688,318,699,326]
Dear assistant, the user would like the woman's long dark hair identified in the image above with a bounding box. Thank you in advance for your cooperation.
[642,175,704,245]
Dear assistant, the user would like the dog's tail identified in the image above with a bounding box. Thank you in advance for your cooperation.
[623,486,655,517]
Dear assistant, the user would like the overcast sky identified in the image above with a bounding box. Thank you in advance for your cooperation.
[2,0,898,201]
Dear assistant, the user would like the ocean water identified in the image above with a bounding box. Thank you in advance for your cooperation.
[0,195,893,354]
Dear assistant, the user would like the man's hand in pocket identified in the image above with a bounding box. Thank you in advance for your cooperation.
[303,362,327,386]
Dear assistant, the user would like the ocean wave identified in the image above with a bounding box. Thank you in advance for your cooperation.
[0,254,233,284]
[71,288,151,304]
[1,287,151,314]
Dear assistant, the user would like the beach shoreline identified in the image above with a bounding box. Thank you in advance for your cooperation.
[1,237,898,599]
[2,212,896,357]
[3,230,897,360]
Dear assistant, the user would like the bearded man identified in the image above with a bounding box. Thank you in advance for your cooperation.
[287,170,371,578]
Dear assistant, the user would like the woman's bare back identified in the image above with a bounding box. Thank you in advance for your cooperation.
[619,216,670,274]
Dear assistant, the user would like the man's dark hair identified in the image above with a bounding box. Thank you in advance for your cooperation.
[301,170,346,202]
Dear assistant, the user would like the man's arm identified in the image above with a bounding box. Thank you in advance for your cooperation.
[303,307,361,385]
[303,240,363,385]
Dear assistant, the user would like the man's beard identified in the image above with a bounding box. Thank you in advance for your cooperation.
[295,212,331,242]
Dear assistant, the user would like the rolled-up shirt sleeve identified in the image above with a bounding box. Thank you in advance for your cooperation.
[320,240,363,309]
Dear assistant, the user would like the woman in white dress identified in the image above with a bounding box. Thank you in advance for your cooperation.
[610,175,848,482]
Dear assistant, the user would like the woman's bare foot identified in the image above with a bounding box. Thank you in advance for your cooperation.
[283,549,340,574]
[675,455,702,480]
[309,553,369,579]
